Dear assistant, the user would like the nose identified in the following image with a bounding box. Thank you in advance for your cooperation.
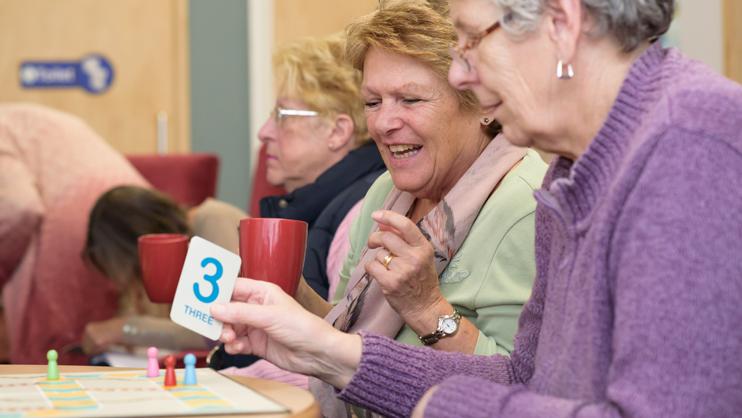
[448,58,477,92]
[257,114,276,144]
[370,102,403,137]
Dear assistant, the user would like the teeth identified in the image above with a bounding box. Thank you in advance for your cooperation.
[389,144,420,153]
[388,144,422,159]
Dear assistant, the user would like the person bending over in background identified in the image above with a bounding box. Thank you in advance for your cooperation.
[82,185,246,356]
[0,103,148,364]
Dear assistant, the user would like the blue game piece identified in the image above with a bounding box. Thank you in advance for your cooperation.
[183,353,197,385]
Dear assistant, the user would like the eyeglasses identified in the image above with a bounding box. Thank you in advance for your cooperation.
[272,106,318,125]
[450,20,501,73]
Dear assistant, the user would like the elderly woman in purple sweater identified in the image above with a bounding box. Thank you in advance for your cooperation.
[211,0,742,416]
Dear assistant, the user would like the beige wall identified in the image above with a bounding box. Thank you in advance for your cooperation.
[664,0,741,84]
[248,0,378,160]
[274,0,377,46]
[0,0,190,154]
[666,0,724,73]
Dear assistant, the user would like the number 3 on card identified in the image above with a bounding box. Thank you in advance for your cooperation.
[194,257,222,303]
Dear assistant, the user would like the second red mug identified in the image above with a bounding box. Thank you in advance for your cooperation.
[238,218,308,296]
[138,233,189,303]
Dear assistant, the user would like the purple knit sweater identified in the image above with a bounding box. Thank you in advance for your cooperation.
[338,44,742,417]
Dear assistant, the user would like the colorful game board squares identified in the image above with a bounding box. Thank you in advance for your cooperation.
[166,386,229,410]
[1,368,287,417]
[36,380,96,412]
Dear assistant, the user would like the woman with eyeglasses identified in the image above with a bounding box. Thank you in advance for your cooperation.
[210,0,742,416]
[255,34,386,302]
[219,0,546,414]
[314,2,546,414]
[207,34,387,371]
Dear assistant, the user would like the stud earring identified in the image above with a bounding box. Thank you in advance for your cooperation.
[481,117,490,125]
[556,60,574,80]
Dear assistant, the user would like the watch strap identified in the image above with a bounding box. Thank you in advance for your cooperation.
[418,309,460,346]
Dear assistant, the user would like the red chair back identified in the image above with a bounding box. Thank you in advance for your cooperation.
[126,153,219,207]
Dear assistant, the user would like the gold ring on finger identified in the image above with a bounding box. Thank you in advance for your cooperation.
[381,253,394,270]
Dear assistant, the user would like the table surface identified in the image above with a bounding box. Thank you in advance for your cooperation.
[0,365,320,418]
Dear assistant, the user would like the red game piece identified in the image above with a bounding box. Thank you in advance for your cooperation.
[164,355,177,387]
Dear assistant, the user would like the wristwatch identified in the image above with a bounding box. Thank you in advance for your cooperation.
[418,309,461,346]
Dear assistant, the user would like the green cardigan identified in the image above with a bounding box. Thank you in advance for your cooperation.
[333,149,547,355]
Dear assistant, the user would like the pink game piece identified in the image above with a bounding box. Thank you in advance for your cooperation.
[146,347,159,377]
[164,355,177,387]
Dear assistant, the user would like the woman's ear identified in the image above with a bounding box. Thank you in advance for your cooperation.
[327,114,355,151]
[546,0,584,64]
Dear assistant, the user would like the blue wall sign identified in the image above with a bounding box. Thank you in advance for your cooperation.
[19,54,115,94]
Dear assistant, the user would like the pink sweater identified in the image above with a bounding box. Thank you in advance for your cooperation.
[0,103,147,364]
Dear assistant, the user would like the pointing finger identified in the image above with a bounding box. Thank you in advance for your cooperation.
[372,210,426,246]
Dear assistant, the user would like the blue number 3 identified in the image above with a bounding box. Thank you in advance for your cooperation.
[194,257,222,303]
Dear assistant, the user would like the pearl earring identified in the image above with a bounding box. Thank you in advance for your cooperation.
[481,117,490,125]
[556,60,574,80]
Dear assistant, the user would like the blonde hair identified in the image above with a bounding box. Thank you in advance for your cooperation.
[274,34,369,145]
[346,0,479,113]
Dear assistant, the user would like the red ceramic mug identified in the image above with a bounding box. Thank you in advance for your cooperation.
[138,233,189,303]
[238,218,308,296]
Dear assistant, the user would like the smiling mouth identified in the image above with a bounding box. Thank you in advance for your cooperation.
[389,144,422,159]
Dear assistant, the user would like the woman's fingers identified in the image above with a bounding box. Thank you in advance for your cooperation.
[367,229,409,257]
[220,324,237,342]
[372,210,427,246]
[224,337,249,354]
[377,222,402,235]
[365,260,394,288]
[211,301,273,330]
[230,277,281,303]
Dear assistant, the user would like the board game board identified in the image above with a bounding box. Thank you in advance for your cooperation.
[0,368,287,417]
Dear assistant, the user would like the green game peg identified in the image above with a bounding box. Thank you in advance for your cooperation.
[47,349,59,381]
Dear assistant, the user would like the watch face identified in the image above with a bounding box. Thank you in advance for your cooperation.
[441,318,457,334]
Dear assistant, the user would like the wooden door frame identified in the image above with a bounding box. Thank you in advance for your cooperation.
[173,0,191,152]
[724,0,742,83]
[247,1,274,167]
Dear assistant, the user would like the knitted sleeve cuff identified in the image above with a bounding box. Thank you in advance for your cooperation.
[338,332,432,417]
[425,374,510,418]
[338,332,514,418]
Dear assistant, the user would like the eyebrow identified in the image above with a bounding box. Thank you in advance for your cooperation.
[362,82,431,97]
[453,14,498,34]
[399,82,430,95]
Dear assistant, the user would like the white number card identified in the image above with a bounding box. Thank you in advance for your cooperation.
[170,236,241,340]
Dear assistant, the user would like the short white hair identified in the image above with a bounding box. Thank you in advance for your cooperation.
[492,0,675,52]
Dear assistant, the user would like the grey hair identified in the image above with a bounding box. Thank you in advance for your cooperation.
[492,0,675,52]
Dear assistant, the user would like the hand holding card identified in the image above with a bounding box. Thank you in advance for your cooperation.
[170,236,242,340]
